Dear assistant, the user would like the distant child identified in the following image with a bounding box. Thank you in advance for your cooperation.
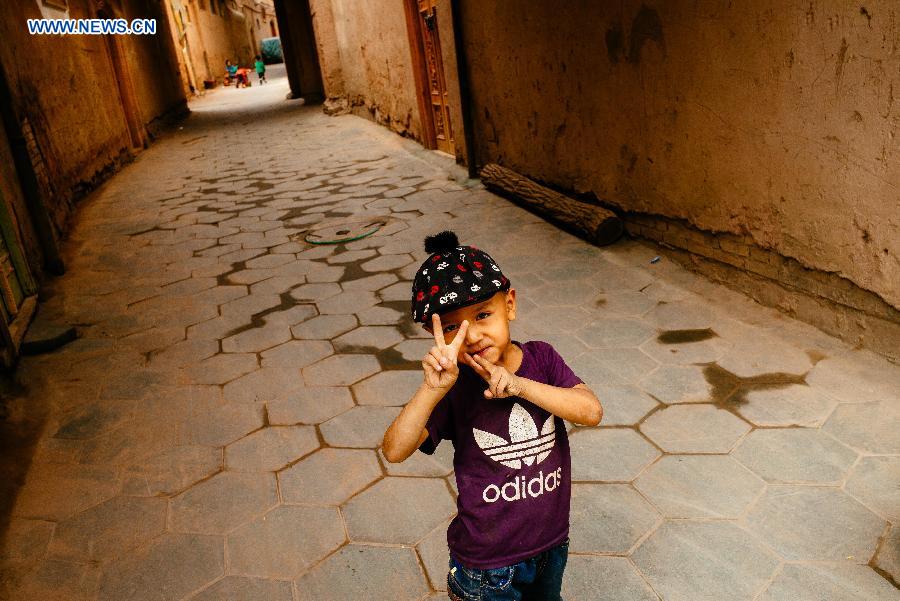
[254,55,266,84]
[225,59,238,85]
[383,231,602,601]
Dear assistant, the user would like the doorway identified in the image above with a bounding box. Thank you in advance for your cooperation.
[405,0,455,155]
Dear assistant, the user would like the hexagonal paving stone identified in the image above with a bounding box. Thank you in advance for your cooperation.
[294,544,428,601]
[170,471,277,534]
[732,428,857,484]
[640,405,750,453]
[261,305,318,328]
[10,557,101,600]
[52,401,134,440]
[1,518,55,564]
[334,325,404,352]
[572,348,658,386]
[342,272,398,293]
[380,443,454,477]
[319,406,401,448]
[394,338,433,361]
[758,563,899,601]
[188,576,293,601]
[874,525,899,583]
[99,533,224,601]
[634,455,765,518]
[227,506,345,578]
[646,300,716,329]
[360,253,413,272]
[570,484,660,553]
[562,556,660,601]
[267,386,354,425]
[576,318,655,348]
[352,370,421,405]
[122,445,221,497]
[223,367,304,403]
[222,323,291,353]
[638,365,713,404]
[529,306,592,333]
[596,291,658,316]
[845,456,900,522]
[569,429,660,482]
[632,521,779,601]
[48,496,166,561]
[823,401,900,454]
[745,486,885,561]
[303,354,381,386]
[639,335,723,365]
[326,249,377,264]
[182,400,265,447]
[806,351,900,404]
[183,353,258,385]
[342,477,455,544]
[289,283,342,302]
[356,304,404,325]
[416,519,451,591]
[13,463,120,521]
[290,314,357,340]
[260,340,333,369]
[379,280,413,301]
[226,426,318,471]
[280,448,382,505]
[569,353,633,388]
[591,386,659,426]
[316,290,379,315]
[716,337,813,377]
[735,385,839,427]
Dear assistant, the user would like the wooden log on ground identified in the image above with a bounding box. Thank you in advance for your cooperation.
[479,163,623,246]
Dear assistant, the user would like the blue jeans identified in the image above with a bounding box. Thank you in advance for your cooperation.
[447,538,569,601]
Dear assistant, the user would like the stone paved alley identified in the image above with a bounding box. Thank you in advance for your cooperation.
[1,66,898,601]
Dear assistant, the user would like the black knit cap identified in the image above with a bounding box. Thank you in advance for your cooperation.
[410,231,510,324]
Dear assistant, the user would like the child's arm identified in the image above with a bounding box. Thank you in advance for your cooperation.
[464,354,602,426]
[381,384,444,463]
[382,316,470,463]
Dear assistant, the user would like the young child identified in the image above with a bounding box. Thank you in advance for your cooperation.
[225,59,238,85]
[383,231,602,601]
[254,55,267,84]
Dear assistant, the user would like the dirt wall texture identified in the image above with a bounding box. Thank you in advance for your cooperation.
[309,0,423,140]
[459,1,899,310]
[0,0,185,239]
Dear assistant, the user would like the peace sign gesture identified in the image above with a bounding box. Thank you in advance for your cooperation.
[422,313,469,391]
[463,352,522,399]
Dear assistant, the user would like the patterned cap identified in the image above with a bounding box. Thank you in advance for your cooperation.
[410,231,510,324]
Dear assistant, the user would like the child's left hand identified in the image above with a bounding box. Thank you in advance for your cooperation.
[463,353,523,399]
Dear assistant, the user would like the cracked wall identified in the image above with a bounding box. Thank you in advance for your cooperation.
[309,0,422,141]
[459,1,899,311]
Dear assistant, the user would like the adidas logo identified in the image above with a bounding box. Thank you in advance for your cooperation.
[473,403,556,469]
[474,405,562,504]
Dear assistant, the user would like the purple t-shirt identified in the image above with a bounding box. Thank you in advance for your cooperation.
[419,340,583,569]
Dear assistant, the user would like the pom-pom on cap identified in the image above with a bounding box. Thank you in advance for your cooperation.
[410,231,510,324]
[424,230,460,254]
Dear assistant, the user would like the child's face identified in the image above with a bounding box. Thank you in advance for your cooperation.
[425,290,517,366]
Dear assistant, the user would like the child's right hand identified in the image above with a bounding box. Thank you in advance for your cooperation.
[422,313,469,391]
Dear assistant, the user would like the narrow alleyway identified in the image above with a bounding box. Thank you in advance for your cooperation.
[1,66,898,601]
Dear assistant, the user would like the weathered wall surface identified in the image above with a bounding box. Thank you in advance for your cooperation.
[309,0,423,139]
[0,0,185,238]
[460,1,900,310]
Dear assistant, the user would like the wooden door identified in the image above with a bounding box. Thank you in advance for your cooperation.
[408,0,454,154]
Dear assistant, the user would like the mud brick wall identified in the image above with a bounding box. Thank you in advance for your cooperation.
[626,213,900,362]
[457,1,899,314]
